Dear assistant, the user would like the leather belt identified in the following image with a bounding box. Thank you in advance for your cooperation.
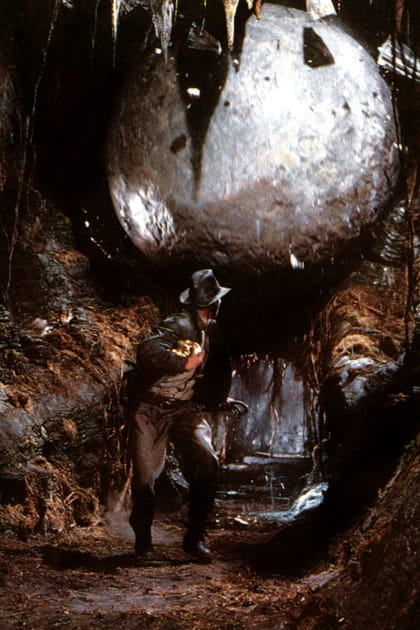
[141,392,189,408]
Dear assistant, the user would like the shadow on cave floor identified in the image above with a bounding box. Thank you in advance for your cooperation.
[2,437,418,630]
[0,493,336,630]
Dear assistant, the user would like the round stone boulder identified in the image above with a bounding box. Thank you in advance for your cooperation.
[106,4,399,275]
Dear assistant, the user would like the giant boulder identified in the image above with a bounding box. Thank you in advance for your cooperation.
[107,5,399,276]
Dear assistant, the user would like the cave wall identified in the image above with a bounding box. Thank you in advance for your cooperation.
[0,12,418,628]
[0,192,159,534]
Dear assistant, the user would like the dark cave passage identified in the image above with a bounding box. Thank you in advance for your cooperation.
[215,353,321,527]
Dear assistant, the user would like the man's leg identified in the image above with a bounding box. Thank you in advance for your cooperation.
[170,405,219,563]
[129,402,168,558]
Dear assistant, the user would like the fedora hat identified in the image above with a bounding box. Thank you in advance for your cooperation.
[179,269,231,308]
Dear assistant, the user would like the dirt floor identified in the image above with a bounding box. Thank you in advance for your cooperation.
[2,445,419,630]
[0,497,343,630]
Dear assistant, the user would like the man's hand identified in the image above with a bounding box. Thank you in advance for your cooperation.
[184,344,205,371]
[218,399,248,418]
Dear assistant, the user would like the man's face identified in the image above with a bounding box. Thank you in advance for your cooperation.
[197,300,221,328]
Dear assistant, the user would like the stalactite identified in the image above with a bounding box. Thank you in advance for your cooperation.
[222,0,240,51]
[110,0,126,65]
[149,0,175,57]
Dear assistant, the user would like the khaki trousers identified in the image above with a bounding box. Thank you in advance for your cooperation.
[129,399,219,551]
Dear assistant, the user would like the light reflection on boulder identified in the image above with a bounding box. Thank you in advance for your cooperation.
[107,5,399,275]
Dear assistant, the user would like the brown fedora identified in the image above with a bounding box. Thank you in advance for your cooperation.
[179,269,231,308]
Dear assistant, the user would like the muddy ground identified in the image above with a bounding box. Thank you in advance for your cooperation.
[0,457,417,630]
[2,438,419,630]
[0,493,348,630]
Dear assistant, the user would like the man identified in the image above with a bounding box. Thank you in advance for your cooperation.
[128,269,231,564]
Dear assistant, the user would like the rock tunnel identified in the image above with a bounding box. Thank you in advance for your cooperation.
[102,0,413,541]
[0,1,419,628]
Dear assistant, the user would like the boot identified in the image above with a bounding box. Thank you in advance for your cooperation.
[130,485,155,562]
[183,529,213,564]
[135,537,154,561]
[183,474,218,564]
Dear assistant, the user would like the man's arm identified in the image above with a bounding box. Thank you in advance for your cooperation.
[137,314,203,375]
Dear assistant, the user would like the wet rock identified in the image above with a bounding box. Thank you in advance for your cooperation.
[304,197,419,488]
[227,357,306,459]
[107,5,399,276]
[0,197,157,532]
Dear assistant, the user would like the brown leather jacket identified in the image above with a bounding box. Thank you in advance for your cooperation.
[128,308,209,406]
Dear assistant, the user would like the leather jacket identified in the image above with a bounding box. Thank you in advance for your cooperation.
[129,308,209,405]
